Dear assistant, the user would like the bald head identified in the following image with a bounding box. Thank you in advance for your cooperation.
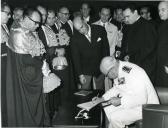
[37,5,47,23]
[158,1,168,20]
[73,16,88,35]
[100,56,119,79]
[57,6,70,23]
[73,16,83,29]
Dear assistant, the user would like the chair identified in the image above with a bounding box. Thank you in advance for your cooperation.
[101,86,168,128]
[135,86,168,128]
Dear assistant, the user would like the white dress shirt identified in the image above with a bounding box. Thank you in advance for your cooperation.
[93,20,118,56]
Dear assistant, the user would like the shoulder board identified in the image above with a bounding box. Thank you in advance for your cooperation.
[122,66,132,73]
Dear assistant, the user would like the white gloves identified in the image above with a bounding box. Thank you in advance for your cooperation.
[79,74,86,85]
[55,48,65,56]
[42,60,51,76]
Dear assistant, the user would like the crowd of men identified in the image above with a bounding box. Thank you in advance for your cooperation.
[1,1,168,127]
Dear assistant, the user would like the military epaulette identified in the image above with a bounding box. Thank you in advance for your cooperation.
[122,66,132,73]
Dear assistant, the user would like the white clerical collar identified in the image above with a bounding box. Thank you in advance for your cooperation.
[84,16,90,22]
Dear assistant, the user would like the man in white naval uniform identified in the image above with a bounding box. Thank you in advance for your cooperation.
[98,56,159,128]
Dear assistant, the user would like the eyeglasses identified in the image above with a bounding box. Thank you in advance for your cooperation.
[106,67,114,77]
[27,16,41,25]
[1,10,11,16]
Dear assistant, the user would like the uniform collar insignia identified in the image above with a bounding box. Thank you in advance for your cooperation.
[122,66,132,73]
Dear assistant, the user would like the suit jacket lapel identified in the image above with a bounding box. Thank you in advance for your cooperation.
[82,34,91,44]
[91,26,96,44]
[2,24,9,36]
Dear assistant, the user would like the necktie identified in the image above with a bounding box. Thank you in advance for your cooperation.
[103,23,105,28]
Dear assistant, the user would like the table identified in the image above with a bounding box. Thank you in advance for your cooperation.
[52,90,104,128]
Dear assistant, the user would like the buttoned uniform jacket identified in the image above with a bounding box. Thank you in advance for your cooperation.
[71,24,110,77]
[103,61,159,109]
[93,20,119,56]
[102,61,159,126]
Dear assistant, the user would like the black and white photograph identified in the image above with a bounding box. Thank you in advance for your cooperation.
[1,0,168,127]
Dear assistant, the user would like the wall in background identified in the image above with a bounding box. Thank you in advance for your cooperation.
[3,0,160,19]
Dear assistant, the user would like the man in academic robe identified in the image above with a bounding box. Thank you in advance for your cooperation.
[121,5,157,84]
[57,6,73,38]
[71,16,110,90]
[57,6,76,98]
[6,8,49,127]
[156,1,168,87]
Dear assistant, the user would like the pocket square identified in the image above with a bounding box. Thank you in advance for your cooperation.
[97,37,102,42]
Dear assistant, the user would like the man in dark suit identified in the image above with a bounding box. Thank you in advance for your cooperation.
[37,5,48,53]
[71,16,110,90]
[80,3,96,25]
[121,5,157,84]
[57,6,73,38]
[156,1,168,87]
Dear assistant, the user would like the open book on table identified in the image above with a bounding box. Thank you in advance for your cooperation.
[74,90,92,96]
[77,98,106,111]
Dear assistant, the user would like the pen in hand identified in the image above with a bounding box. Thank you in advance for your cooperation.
[92,93,99,104]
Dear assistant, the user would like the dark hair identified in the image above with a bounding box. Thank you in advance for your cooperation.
[123,4,138,13]
[13,7,24,14]
[100,6,111,13]
[1,2,10,11]
[57,6,69,13]
[23,8,38,18]
[140,6,150,13]
[47,9,55,15]
[81,3,90,9]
